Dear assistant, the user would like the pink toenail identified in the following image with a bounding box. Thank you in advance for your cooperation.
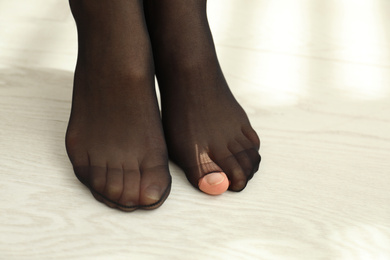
[198,172,229,195]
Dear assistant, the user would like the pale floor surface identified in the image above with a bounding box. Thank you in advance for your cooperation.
[1,0,390,259]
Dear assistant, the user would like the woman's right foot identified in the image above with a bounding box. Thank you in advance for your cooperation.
[66,0,171,211]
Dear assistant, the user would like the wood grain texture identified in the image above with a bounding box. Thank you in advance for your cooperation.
[0,0,389,259]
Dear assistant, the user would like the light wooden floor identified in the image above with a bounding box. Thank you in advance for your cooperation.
[1,0,389,259]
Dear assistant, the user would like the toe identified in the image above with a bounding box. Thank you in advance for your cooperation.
[181,149,223,190]
[103,166,124,203]
[198,172,229,195]
[236,136,261,178]
[246,148,261,179]
[143,185,165,204]
[211,147,248,192]
[139,164,171,209]
[228,141,253,178]
[241,125,260,150]
[117,168,141,210]
[228,170,248,192]
[89,165,125,209]
[88,165,107,194]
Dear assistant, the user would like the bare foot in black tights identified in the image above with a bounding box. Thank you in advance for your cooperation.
[66,0,171,211]
[144,0,261,193]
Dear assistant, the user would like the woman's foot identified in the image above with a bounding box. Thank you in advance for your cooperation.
[66,0,171,211]
[144,0,261,194]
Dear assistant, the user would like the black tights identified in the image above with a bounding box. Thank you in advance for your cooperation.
[66,0,260,211]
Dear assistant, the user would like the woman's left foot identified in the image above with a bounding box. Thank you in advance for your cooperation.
[144,0,261,194]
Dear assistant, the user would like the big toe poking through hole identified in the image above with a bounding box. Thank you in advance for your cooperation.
[198,172,230,195]
[178,144,260,195]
